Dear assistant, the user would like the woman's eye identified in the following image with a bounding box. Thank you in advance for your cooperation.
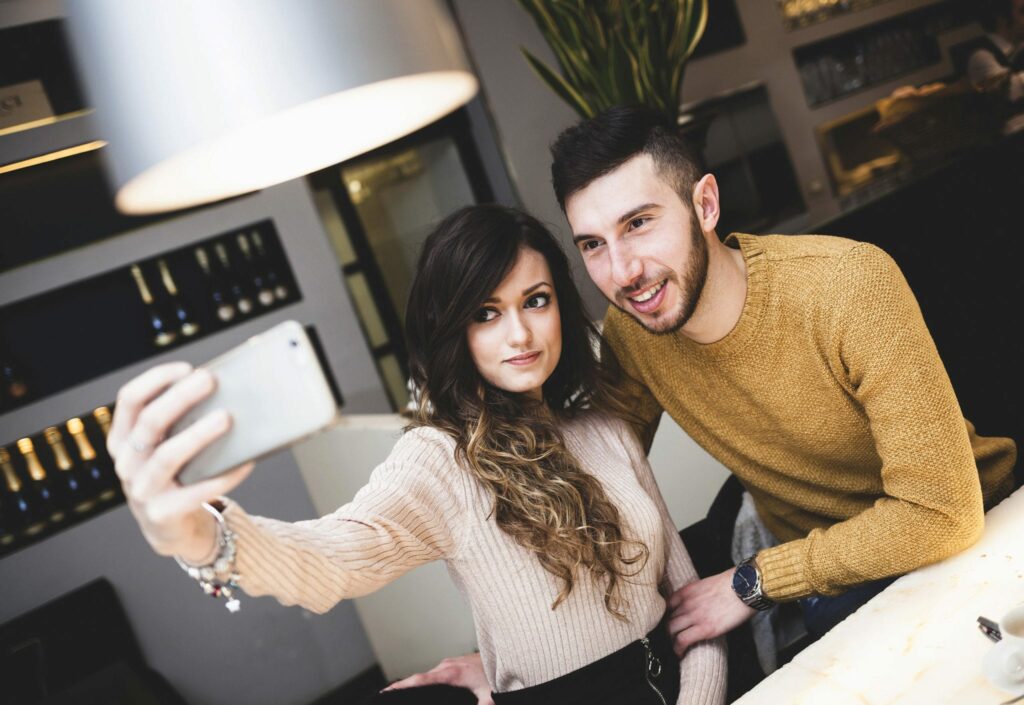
[525,293,551,309]
[580,239,601,252]
[474,307,498,323]
[628,216,648,230]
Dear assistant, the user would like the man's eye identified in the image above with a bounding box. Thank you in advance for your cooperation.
[628,216,648,230]
[580,239,601,252]
[525,293,551,309]
[474,307,498,323]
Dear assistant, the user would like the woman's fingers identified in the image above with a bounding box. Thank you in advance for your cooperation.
[108,361,193,462]
[130,367,216,459]
[126,409,232,503]
[142,462,255,530]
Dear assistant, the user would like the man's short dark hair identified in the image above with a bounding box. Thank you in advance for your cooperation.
[550,105,703,211]
[977,0,1015,32]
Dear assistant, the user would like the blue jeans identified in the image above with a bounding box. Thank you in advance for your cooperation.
[798,576,898,641]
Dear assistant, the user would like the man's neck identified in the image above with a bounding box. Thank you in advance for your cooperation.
[679,238,748,345]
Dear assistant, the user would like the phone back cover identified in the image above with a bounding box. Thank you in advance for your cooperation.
[175,320,339,484]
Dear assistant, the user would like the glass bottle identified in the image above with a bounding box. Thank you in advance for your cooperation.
[67,417,118,503]
[214,242,253,315]
[44,426,96,514]
[157,258,200,337]
[93,405,113,437]
[16,437,64,524]
[237,233,275,307]
[251,230,289,301]
[195,246,236,323]
[130,264,177,347]
[1,446,47,537]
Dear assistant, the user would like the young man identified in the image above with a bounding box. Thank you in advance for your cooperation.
[387,106,1017,702]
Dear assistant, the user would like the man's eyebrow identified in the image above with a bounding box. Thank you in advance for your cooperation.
[617,203,659,225]
[571,203,660,244]
[483,281,551,303]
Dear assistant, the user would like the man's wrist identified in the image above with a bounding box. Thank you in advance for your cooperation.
[731,555,775,611]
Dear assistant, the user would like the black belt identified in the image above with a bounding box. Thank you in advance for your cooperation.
[492,618,679,705]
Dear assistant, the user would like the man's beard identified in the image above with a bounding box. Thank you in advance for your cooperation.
[612,212,709,335]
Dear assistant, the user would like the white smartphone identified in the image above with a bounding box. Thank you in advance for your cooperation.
[172,320,341,485]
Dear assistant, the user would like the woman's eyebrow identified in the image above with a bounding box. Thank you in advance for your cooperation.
[483,281,551,304]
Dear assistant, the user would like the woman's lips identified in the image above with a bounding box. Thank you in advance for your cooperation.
[504,351,541,365]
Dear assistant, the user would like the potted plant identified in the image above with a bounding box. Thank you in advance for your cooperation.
[516,0,709,142]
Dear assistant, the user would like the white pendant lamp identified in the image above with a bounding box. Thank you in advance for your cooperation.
[63,1,478,214]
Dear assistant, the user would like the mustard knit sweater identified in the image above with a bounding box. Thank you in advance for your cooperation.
[603,233,1016,602]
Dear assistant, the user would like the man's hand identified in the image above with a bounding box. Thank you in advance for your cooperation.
[666,567,757,657]
[382,652,493,705]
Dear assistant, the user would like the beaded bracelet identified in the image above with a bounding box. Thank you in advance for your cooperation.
[174,500,242,613]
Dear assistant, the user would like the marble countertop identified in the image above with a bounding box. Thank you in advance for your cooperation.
[736,485,1024,704]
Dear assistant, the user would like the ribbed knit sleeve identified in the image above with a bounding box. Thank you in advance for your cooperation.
[221,427,465,614]
[757,243,986,600]
[602,314,665,453]
[616,421,727,705]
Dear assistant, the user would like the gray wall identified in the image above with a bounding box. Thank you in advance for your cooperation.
[0,175,390,705]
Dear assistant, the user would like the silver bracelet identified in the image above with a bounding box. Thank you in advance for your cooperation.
[174,500,242,613]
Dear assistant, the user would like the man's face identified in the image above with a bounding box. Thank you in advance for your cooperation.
[565,154,708,334]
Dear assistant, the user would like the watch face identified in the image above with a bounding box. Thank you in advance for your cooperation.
[732,563,758,597]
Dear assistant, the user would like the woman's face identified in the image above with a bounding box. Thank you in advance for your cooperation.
[466,246,562,400]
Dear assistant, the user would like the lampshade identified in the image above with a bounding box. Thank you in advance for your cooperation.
[63,1,478,214]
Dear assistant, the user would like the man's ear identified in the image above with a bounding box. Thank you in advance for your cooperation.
[691,174,721,234]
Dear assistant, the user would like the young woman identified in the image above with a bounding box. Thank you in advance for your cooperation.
[107,205,726,705]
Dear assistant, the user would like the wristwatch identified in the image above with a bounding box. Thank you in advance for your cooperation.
[731,555,774,611]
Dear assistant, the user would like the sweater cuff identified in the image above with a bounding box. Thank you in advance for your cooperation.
[220,498,276,598]
[757,539,814,602]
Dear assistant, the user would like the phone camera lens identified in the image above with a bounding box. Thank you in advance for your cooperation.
[289,339,298,348]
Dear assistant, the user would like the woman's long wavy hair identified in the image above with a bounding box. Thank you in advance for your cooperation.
[405,204,648,618]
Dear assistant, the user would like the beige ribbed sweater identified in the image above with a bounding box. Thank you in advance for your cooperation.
[221,412,727,703]
[603,233,1017,603]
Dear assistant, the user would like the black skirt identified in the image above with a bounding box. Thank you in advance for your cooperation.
[492,619,680,705]
[365,620,680,705]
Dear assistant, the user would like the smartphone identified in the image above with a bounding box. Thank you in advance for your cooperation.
[172,320,341,485]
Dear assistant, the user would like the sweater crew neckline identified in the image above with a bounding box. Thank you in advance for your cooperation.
[672,232,768,359]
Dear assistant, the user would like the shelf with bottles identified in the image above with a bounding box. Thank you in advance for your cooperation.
[777,0,897,32]
[0,221,301,416]
[792,1,973,108]
[1,404,121,557]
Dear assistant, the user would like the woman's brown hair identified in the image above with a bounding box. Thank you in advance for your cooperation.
[405,204,647,617]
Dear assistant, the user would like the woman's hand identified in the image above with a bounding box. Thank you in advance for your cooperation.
[382,653,494,705]
[107,361,254,563]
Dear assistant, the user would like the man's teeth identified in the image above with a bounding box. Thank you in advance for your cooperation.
[631,281,665,303]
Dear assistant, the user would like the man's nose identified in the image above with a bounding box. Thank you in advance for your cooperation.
[609,243,643,289]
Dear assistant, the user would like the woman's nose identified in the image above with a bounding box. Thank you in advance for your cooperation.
[506,313,532,346]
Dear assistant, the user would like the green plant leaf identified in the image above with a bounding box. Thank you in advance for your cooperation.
[521,49,595,117]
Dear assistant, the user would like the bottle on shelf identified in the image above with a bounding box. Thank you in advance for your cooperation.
[93,406,112,436]
[236,233,275,307]
[1,446,47,538]
[195,246,236,323]
[214,242,254,315]
[157,258,200,338]
[130,264,177,348]
[67,417,119,503]
[44,426,96,514]
[251,230,290,301]
[16,437,65,525]
[0,338,30,407]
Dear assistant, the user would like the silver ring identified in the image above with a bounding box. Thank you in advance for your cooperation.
[129,433,162,455]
